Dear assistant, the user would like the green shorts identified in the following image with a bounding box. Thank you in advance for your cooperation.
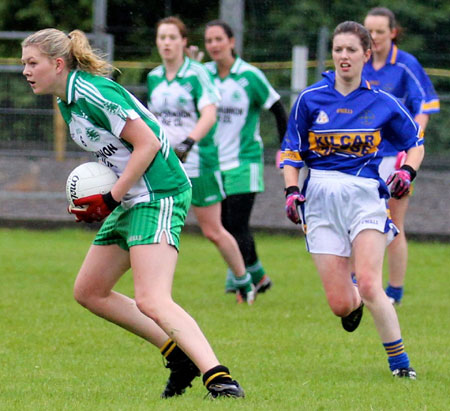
[93,188,192,251]
[222,162,264,196]
[190,170,226,207]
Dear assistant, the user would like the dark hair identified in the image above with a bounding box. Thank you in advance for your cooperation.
[205,19,237,57]
[206,19,234,38]
[333,21,372,52]
[366,7,402,43]
[156,16,188,39]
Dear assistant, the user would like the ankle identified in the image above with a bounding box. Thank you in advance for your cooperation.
[203,365,232,388]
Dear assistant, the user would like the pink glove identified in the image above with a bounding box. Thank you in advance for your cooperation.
[386,165,416,199]
[70,192,120,223]
[285,186,306,224]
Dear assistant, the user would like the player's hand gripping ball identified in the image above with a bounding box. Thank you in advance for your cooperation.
[285,185,306,224]
[72,192,120,223]
[66,162,119,223]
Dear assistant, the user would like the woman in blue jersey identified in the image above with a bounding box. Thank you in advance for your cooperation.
[363,7,440,305]
[147,16,255,305]
[203,20,288,294]
[21,28,244,399]
[280,21,424,378]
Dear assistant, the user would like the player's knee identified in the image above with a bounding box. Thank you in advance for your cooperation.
[201,226,223,244]
[135,295,165,325]
[136,297,156,321]
[73,284,92,308]
[327,296,354,317]
[73,280,108,309]
[357,276,379,301]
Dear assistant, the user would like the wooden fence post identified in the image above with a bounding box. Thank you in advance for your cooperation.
[53,96,66,161]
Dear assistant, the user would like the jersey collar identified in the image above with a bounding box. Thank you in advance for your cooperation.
[207,56,242,76]
[368,43,398,66]
[387,43,398,64]
[65,70,79,104]
[322,71,372,91]
[230,56,243,74]
[161,56,191,79]
[177,56,191,77]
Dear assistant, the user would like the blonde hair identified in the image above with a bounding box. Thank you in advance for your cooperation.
[22,28,115,76]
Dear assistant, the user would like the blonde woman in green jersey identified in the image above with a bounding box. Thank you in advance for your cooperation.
[204,20,288,293]
[147,16,255,304]
[21,28,244,399]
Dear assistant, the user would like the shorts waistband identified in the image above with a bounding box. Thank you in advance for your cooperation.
[310,169,353,179]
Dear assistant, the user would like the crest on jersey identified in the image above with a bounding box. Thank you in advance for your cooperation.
[86,128,100,142]
[359,110,375,125]
[177,96,188,106]
[315,110,329,124]
[231,91,241,102]
[104,101,120,115]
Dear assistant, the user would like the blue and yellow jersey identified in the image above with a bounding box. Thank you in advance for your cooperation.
[280,71,424,198]
[363,44,439,155]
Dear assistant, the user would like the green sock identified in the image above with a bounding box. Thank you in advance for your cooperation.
[246,260,265,284]
[233,272,252,292]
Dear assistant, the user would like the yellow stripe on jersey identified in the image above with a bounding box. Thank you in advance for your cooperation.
[281,150,303,162]
[308,130,382,157]
[390,45,398,64]
[421,100,440,111]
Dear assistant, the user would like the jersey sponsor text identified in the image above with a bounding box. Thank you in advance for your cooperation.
[308,130,381,157]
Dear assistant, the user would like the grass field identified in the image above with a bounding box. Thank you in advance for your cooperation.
[1,228,449,410]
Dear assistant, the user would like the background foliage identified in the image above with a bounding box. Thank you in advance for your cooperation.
[1,0,448,66]
[0,0,449,154]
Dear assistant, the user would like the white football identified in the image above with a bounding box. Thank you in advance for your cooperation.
[66,162,117,207]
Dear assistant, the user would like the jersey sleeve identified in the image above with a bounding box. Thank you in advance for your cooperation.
[146,68,163,112]
[81,80,139,138]
[402,56,440,116]
[279,94,307,169]
[146,73,156,109]
[246,68,280,110]
[380,90,424,151]
[192,62,221,112]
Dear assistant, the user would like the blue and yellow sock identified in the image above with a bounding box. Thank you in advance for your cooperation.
[383,338,410,371]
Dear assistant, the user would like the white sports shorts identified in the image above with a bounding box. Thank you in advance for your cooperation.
[303,169,398,257]
[378,155,397,182]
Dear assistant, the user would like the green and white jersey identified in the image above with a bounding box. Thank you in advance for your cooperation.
[58,70,191,209]
[205,57,280,171]
[147,57,221,178]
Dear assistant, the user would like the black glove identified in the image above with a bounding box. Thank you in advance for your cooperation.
[174,137,195,162]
